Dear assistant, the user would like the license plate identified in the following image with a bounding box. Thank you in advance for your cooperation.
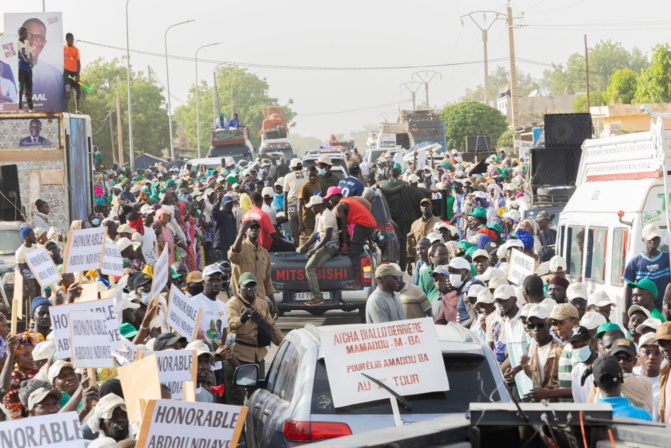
[295,292,331,301]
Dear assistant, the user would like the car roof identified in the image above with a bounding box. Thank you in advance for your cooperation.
[0,221,25,230]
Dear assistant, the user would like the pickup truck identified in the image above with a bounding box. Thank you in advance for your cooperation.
[270,247,378,320]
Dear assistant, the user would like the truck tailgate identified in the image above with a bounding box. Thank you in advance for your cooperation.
[270,252,354,291]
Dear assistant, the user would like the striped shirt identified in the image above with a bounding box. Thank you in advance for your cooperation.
[623,252,670,310]
[558,344,576,402]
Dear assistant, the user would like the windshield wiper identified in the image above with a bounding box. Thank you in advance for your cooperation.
[361,373,413,412]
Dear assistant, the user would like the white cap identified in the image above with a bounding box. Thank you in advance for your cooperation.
[117,237,133,252]
[471,249,490,261]
[202,264,224,279]
[588,290,615,308]
[638,332,659,347]
[448,257,470,271]
[503,209,521,221]
[520,303,532,318]
[27,387,62,411]
[643,223,662,241]
[475,267,506,282]
[262,187,275,197]
[636,318,663,334]
[489,277,509,291]
[467,284,486,299]
[88,438,119,448]
[627,305,651,319]
[48,360,74,384]
[498,262,509,273]
[535,262,550,276]
[566,283,587,301]
[186,340,213,358]
[493,285,517,300]
[541,298,558,308]
[317,155,332,165]
[289,158,302,168]
[549,256,567,273]
[474,288,495,305]
[204,188,215,197]
[580,311,607,330]
[117,223,136,234]
[427,233,444,244]
[305,195,324,208]
[121,294,140,311]
[132,232,143,243]
[474,191,487,199]
[527,304,551,320]
[32,341,55,362]
[496,245,507,259]
[504,239,524,250]
[434,222,449,232]
[408,174,420,183]
[275,178,284,187]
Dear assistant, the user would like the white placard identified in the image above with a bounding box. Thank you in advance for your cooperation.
[24,246,61,287]
[506,249,537,286]
[50,298,121,359]
[151,246,169,301]
[113,336,138,366]
[167,285,203,342]
[101,242,124,277]
[0,411,85,447]
[321,318,449,408]
[144,350,197,400]
[137,400,246,448]
[62,227,107,273]
[69,311,113,368]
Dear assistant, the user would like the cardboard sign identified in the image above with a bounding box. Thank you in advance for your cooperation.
[50,298,121,359]
[144,350,197,400]
[23,246,61,288]
[69,311,113,369]
[62,227,107,273]
[167,285,203,342]
[151,246,169,302]
[113,337,138,366]
[0,411,85,447]
[507,249,537,286]
[137,400,247,448]
[321,318,449,408]
[101,242,124,277]
[118,355,162,425]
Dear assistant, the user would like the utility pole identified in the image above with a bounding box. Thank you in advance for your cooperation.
[460,11,506,106]
[507,1,519,129]
[401,82,422,110]
[584,34,591,112]
[116,93,125,166]
[412,71,441,110]
[109,112,116,165]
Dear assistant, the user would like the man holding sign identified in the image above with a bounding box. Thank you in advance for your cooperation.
[15,227,41,309]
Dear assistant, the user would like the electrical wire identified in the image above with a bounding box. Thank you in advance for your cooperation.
[92,108,115,136]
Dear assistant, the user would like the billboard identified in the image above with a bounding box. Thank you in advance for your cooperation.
[4,12,64,112]
[0,117,60,149]
[0,36,20,112]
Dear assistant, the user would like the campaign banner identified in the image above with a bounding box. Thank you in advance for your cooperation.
[101,242,124,277]
[167,285,203,342]
[507,249,536,286]
[69,311,113,369]
[137,400,247,448]
[50,298,121,359]
[150,246,169,302]
[321,317,449,408]
[118,355,162,425]
[0,117,60,150]
[0,411,85,448]
[143,350,197,400]
[0,35,20,112]
[23,246,61,287]
[62,227,106,274]
[4,12,65,112]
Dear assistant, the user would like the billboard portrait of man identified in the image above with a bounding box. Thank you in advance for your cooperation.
[0,37,19,111]
[18,118,53,147]
[4,13,64,112]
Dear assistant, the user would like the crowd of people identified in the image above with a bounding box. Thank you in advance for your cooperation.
[3,144,671,445]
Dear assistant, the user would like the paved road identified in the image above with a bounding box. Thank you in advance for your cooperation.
[264,309,363,363]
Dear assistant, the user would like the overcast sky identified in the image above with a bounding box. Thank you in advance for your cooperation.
[3,0,670,141]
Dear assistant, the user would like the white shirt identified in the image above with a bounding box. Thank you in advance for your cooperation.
[15,244,38,279]
[633,366,660,421]
[142,228,158,265]
[0,77,18,102]
[262,203,277,226]
[500,309,533,397]
[316,208,338,243]
[360,161,371,176]
[192,293,229,370]
[571,357,599,403]
[283,171,308,204]
[537,341,553,384]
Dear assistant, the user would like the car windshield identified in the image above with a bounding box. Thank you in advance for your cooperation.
[367,150,385,164]
[369,193,392,227]
[311,353,501,415]
[207,145,252,162]
[0,229,22,256]
[260,144,294,160]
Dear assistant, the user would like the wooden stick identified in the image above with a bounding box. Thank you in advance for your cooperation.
[11,299,19,335]
[87,368,97,386]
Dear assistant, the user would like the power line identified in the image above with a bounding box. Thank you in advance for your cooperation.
[299,100,412,117]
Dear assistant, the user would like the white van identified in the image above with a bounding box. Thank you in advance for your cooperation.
[556,126,671,324]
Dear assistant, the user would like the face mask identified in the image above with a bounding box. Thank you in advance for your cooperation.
[572,345,591,363]
[140,293,151,306]
[449,273,464,289]
[92,218,100,226]
[318,168,327,176]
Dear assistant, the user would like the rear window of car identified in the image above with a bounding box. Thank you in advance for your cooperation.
[369,194,391,227]
[0,229,22,256]
[311,353,501,415]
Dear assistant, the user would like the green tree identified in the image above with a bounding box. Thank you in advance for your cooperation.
[604,69,638,105]
[441,102,508,151]
[572,91,603,112]
[174,66,296,151]
[80,58,170,164]
[497,128,515,149]
[461,66,542,102]
[634,44,671,103]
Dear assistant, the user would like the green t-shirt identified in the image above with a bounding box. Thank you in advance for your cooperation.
[419,266,439,303]
[651,308,667,323]
[58,391,84,411]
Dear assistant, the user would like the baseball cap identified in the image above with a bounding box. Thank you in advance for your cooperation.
[27,387,62,411]
[638,332,659,347]
[93,394,127,420]
[536,211,554,222]
[636,317,663,334]
[488,277,509,291]
[467,284,486,299]
[504,239,524,250]
[317,155,332,165]
[262,187,274,197]
[186,271,204,284]
[549,303,580,321]
[186,340,213,358]
[32,341,55,362]
[588,291,615,308]
[595,322,622,339]
[117,223,136,234]
[474,288,494,305]
[117,237,133,252]
[323,186,342,200]
[541,298,558,308]
[567,283,587,301]
[592,356,624,388]
[222,195,235,204]
[420,198,432,206]
[535,262,550,276]
[527,304,552,320]
[121,295,140,310]
[202,264,224,280]
[289,158,302,168]
[549,256,567,272]
[434,222,449,232]
[133,273,152,290]
[119,322,138,339]
[471,249,490,261]
[427,233,444,244]
[627,305,651,319]
[568,325,592,343]
[140,204,155,215]
[475,267,506,282]
[239,272,258,286]
[448,257,471,271]
[609,338,637,358]
[408,173,420,183]
[628,278,659,298]
[305,195,324,208]
[654,322,671,342]
[642,223,662,241]
[580,311,607,330]
[375,264,403,278]
[47,360,74,384]
[430,265,450,277]
[154,333,187,351]
[493,285,516,301]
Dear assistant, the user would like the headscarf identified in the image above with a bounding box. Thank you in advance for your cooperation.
[15,331,44,359]
[515,229,535,251]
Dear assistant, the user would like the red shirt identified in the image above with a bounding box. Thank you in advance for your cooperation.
[243,207,275,251]
[64,45,80,72]
[340,197,377,229]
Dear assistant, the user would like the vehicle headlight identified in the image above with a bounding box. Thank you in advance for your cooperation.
[377,233,386,242]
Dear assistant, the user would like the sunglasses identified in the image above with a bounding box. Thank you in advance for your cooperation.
[571,299,587,306]
[615,354,634,362]
[642,349,661,356]
[526,322,547,330]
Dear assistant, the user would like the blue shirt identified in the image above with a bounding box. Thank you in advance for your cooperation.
[623,252,670,310]
[457,279,485,324]
[338,177,365,197]
[595,397,652,421]
[228,118,240,129]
